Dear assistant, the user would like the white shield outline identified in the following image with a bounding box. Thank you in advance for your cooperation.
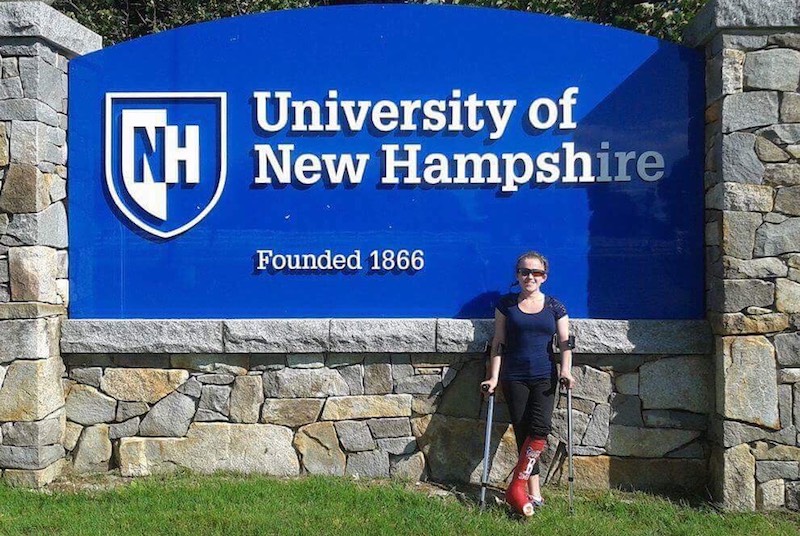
[104,92,227,239]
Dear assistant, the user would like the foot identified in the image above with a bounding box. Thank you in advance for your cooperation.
[528,495,544,508]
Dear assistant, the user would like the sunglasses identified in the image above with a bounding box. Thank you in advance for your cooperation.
[517,268,546,277]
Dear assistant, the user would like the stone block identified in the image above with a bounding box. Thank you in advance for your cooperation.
[776,332,800,366]
[0,317,57,362]
[176,377,201,398]
[552,408,591,443]
[4,200,66,248]
[69,367,102,388]
[229,375,263,424]
[0,302,64,320]
[782,92,800,123]
[118,423,299,477]
[640,356,713,413]
[755,137,790,162]
[72,424,111,473]
[65,384,115,426]
[261,398,323,427]
[436,359,483,419]
[551,456,707,493]
[346,449,389,478]
[775,186,800,216]
[18,56,63,111]
[570,319,712,354]
[262,368,348,398]
[294,422,345,476]
[582,403,610,447]
[720,211,761,260]
[744,49,800,91]
[0,163,49,213]
[615,373,638,395]
[710,312,789,335]
[752,441,800,461]
[196,373,235,385]
[394,373,443,396]
[416,414,517,485]
[100,368,189,403]
[757,479,785,510]
[756,218,800,257]
[63,421,81,452]
[8,246,59,303]
[607,426,700,457]
[198,385,230,417]
[321,395,412,420]
[788,481,800,511]
[435,319,493,353]
[776,279,800,313]
[571,366,613,404]
[334,420,375,452]
[709,279,774,312]
[721,132,763,183]
[363,355,392,395]
[139,392,195,437]
[722,91,779,133]
[0,444,63,470]
[1,416,61,447]
[759,125,800,145]
[329,319,435,352]
[337,364,363,395]
[224,320,329,353]
[390,451,426,481]
[722,257,787,279]
[609,394,643,427]
[719,420,796,448]
[2,458,64,488]
[764,164,800,187]
[0,355,64,421]
[717,336,779,429]
[780,369,800,383]
[0,2,102,56]
[755,461,799,482]
[706,182,773,212]
[0,99,57,127]
[368,417,412,439]
[109,418,139,440]
[377,437,417,456]
[61,320,224,353]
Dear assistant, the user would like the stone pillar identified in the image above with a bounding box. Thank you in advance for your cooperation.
[0,1,100,487]
[686,0,800,511]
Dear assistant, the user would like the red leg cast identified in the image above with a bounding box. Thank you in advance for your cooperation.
[505,436,546,517]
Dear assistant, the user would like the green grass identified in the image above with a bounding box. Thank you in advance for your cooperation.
[0,474,797,536]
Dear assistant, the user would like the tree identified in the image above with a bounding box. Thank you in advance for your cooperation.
[53,0,706,45]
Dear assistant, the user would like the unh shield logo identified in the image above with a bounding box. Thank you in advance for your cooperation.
[105,92,227,238]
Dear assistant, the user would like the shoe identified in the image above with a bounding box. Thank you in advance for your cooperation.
[528,495,544,508]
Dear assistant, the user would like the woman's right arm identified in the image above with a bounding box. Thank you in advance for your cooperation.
[480,309,506,394]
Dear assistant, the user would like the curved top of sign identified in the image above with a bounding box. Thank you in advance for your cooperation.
[69,5,704,320]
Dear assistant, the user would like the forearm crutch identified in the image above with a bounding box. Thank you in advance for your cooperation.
[561,381,575,515]
[479,384,495,510]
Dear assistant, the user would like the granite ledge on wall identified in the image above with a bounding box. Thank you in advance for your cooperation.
[61,318,712,355]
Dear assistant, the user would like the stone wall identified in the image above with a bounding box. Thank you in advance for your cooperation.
[0,1,100,487]
[57,319,713,495]
[685,0,800,512]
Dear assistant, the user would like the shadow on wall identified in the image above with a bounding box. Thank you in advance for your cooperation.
[576,40,704,320]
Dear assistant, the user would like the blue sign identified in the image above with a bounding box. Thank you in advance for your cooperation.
[69,5,704,320]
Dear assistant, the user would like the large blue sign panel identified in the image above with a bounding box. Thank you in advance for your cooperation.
[69,5,704,319]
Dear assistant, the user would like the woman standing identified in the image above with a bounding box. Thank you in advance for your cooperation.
[480,251,575,517]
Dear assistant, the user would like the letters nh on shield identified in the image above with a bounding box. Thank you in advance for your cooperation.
[105,92,227,239]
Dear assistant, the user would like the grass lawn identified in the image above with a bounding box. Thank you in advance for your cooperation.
[0,473,798,536]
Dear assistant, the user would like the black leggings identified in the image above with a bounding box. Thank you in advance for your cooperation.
[502,377,557,476]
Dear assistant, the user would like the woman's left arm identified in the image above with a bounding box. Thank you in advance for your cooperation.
[556,315,575,389]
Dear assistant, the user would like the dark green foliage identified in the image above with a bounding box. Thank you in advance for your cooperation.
[53,0,706,45]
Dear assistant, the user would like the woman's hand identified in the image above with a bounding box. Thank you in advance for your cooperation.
[559,370,575,390]
[480,377,498,395]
